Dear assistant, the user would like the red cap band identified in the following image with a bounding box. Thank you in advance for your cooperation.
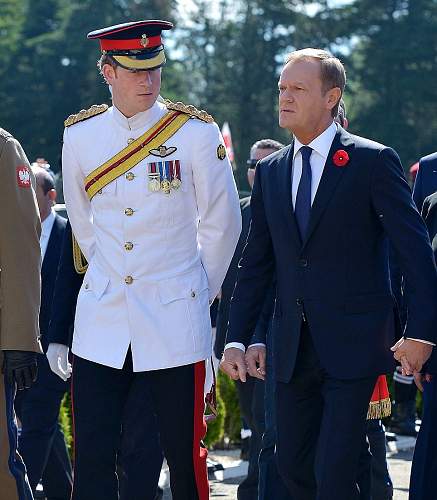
[100,35,162,51]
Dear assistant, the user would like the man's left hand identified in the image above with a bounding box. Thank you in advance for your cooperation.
[245,345,266,380]
[391,338,433,375]
[2,350,38,390]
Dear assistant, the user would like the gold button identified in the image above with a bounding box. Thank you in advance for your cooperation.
[126,172,135,181]
[127,138,135,144]
[124,208,134,216]
[191,291,196,298]
[124,242,134,251]
[125,276,133,285]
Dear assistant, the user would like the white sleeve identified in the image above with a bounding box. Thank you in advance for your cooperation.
[62,127,95,261]
[191,122,242,301]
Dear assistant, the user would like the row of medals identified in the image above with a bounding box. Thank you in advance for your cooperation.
[148,172,181,194]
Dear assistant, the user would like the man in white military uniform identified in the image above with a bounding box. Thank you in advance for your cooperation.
[54,19,241,500]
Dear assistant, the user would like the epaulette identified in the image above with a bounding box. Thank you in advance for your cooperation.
[163,99,214,124]
[64,104,109,128]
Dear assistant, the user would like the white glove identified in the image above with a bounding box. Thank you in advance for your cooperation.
[46,343,72,381]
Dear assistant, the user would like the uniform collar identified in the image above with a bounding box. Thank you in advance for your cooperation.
[293,121,337,160]
[111,101,165,131]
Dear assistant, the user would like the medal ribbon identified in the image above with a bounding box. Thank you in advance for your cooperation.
[84,110,190,200]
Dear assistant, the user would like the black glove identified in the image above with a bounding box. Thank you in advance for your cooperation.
[2,350,38,390]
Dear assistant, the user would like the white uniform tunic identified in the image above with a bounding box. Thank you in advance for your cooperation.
[62,101,241,371]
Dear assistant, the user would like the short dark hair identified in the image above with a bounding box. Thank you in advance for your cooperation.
[97,53,118,78]
[32,167,55,195]
[251,139,285,154]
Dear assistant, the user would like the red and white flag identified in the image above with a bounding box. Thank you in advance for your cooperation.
[221,122,235,164]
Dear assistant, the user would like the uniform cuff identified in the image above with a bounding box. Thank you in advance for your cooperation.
[406,337,436,347]
[248,343,266,349]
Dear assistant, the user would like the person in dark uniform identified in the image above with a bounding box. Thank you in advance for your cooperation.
[0,128,42,500]
[47,221,165,499]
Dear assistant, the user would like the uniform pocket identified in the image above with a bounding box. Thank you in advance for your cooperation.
[157,267,210,352]
[82,267,110,300]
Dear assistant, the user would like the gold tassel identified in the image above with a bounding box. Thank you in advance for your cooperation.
[72,234,88,275]
[367,398,391,420]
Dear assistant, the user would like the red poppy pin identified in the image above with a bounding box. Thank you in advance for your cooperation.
[332,149,349,167]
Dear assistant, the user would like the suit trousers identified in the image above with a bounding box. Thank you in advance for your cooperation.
[15,354,72,499]
[235,377,264,500]
[275,324,377,500]
[258,329,292,500]
[71,352,209,500]
[0,368,33,500]
[409,378,437,500]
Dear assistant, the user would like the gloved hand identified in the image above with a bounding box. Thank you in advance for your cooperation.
[2,350,38,390]
[46,343,72,381]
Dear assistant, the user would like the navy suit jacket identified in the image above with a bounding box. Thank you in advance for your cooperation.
[413,152,437,211]
[422,192,437,374]
[47,221,84,348]
[227,126,437,383]
[40,214,67,352]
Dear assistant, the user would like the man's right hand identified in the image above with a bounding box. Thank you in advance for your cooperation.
[46,343,72,381]
[2,350,38,390]
[220,347,247,382]
[246,345,266,380]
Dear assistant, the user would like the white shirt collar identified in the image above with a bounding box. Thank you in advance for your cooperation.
[111,101,165,131]
[293,121,337,160]
[41,208,56,237]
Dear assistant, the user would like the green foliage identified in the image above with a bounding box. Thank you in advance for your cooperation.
[217,371,241,443]
[204,378,226,447]
[59,393,73,457]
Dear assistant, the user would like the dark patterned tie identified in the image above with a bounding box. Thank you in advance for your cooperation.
[295,146,313,240]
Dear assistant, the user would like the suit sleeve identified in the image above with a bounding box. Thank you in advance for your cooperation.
[47,222,84,347]
[227,165,275,347]
[0,137,42,352]
[250,281,276,345]
[191,122,241,301]
[371,147,437,344]
[62,127,95,261]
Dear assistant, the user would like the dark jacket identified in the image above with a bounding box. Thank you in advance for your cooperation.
[227,127,437,383]
[422,191,437,374]
[413,152,437,211]
[47,221,84,348]
[40,214,67,352]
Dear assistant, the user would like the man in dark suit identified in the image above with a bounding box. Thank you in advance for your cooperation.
[409,177,437,500]
[14,166,72,499]
[215,138,285,500]
[220,48,437,500]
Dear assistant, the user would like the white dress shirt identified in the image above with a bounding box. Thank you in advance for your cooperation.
[40,208,56,260]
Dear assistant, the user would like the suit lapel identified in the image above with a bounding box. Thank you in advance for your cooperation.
[41,215,62,279]
[277,142,302,248]
[302,127,355,249]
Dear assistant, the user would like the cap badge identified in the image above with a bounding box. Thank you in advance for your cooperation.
[140,34,149,48]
